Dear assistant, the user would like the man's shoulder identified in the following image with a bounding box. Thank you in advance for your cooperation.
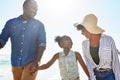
[6,16,19,23]
[33,18,43,23]
[33,18,44,26]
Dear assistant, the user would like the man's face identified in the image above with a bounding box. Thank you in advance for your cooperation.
[23,1,38,19]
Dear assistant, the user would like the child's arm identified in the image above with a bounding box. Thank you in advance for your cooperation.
[38,53,59,70]
[75,52,90,79]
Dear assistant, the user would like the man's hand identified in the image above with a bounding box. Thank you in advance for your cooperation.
[29,61,39,75]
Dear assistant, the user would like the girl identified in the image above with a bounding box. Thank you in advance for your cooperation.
[38,35,90,80]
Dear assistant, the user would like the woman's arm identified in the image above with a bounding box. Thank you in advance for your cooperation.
[111,38,120,80]
[38,53,59,70]
[75,51,90,78]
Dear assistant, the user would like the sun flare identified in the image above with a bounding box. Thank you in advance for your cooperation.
[37,0,74,15]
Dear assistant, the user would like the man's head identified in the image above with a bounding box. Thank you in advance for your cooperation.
[23,0,38,19]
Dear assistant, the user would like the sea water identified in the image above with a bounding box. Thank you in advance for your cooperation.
[0,53,62,80]
[0,53,89,80]
[0,53,13,80]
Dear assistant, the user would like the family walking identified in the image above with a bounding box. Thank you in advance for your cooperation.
[0,0,120,80]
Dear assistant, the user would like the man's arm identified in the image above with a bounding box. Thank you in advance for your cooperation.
[36,46,45,63]
[0,43,3,49]
[29,46,45,74]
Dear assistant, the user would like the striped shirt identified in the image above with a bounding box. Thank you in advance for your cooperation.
[82,34,120,80]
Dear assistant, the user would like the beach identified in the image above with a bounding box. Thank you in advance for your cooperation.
[0,53,88,80]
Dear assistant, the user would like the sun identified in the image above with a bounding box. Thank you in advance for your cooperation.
[37,0,74,15]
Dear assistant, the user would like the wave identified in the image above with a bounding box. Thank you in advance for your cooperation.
[0,53,10,66]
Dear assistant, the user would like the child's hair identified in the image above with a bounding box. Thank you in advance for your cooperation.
[55,36,62,47]
[55,35,73,48]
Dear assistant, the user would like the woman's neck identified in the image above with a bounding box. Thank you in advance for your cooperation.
[89,34,101,47]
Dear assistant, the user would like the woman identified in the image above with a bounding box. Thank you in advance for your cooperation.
[74,14,120,80]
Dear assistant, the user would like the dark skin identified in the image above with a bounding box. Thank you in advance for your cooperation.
[76,26,101,47]
[81,29,101,47]
[0,43,3,49]
[0,3,44,75]
[0,1,45,75]
[37,37,90,79]
[0,43,45,75]
[38,51,90,78]
[22,1,46,75]
[29,47,45,75]
[22,0,38,20]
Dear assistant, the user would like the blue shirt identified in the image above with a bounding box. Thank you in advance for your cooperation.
[0,15,46,67]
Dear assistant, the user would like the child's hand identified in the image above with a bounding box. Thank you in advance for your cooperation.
[29,65,38,75]
[29,62,39,75]
[29,65,36,73]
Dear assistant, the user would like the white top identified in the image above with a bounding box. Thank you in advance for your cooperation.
[59,50,79,80]
[82,34,120,80]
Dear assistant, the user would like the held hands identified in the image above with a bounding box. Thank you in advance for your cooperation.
[29,61,39,75]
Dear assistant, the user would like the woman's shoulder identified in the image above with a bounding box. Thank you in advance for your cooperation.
[101,34,114,42]
[82,39,89,46]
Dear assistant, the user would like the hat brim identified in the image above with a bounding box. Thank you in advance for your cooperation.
[74,22,105,34]
[81,22,105,34]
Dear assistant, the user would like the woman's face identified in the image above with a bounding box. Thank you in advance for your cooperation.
[81,29,91,38]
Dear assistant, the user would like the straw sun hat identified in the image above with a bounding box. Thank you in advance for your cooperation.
[74,14,105,34]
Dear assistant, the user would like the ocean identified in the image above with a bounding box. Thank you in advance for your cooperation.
[0,53,12,80]
[0,53,88,80]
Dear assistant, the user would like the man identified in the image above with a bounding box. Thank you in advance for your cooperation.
[0,0,46,80]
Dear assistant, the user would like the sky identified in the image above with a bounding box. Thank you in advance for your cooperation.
[0,0,120,80]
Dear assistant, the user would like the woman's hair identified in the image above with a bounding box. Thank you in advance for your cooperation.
[55,35,73,48]
[76,24,85,30]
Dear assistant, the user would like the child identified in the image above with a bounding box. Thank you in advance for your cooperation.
[38,35,90,80]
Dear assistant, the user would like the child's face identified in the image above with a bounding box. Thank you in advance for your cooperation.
[60,37,72,49]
